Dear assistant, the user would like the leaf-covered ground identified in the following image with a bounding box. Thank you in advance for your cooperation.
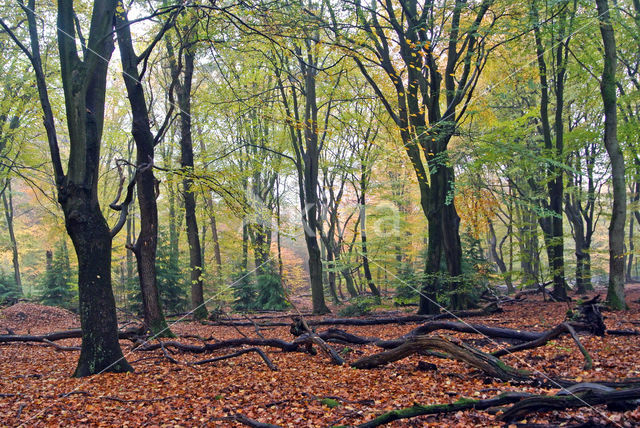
[1,287,640,427]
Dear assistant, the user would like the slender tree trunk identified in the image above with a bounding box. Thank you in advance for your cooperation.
[627,212,634,282]
[359,189,380,298]
[174,45,207,319]
[531,2,568,300]
[302,66,329,315]
[242,218,249,271]
[488,221,513,292]
[115,7,169,335]
[276,177,284,284]
[596,0,627,309]
[166,153,179,267]
[2,179,22,295]
[205,196,223,279]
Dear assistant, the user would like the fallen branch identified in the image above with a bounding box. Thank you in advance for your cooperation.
[191,347,278,371]
[499,386,640,422]
[607,329,640,336]
[0,328,142,344]
[42,339,80,352]
[211,414,281,428]
[137,337,302,354]
[290,318,345,365]
[355,392,532,428]
[351,335,532,383]
[205,303,502,328]
[492,322,593,370]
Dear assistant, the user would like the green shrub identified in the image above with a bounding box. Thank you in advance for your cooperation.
[394,262,421,304]
[156,233,188,313]
[338,296,376,317]
[254,264,288,311]
[0,269,21,304]
[40,241,75,309]
[231,265,256,311]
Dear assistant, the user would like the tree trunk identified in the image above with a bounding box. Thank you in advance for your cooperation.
[1,179,22,295]
[302,63,329,315]
[359,184,380,298]
[115,5,170,336]
[488,221,513,292]
[176,46,207,320]
[65,190,133,376]
[597,0,627,309]
[627,206,634,282]
[205,195,223,280]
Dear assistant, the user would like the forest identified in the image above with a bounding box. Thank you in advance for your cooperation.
[1,0,640,426]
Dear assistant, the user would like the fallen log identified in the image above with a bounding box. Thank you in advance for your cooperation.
[376,321,547,349]
[499,386,640,422]
[0,327,142,344]
[354,383,640,427]
[136,337,302,353]
[355,392,532,428]
[205,303,502,328]
[351,335,533,383]
[492,322,593,370]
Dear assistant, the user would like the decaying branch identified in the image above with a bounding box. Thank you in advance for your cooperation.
[191,347,278,371]
[351,335,533,383]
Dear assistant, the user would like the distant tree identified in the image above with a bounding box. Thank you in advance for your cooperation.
[40,242,75,309]
[254,262,288,311]
[0,269,21,303]
[155,230,188,314]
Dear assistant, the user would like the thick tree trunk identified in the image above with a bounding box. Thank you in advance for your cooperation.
[597,0,627,310]
[64,192,133,376]
[420,162,464,314]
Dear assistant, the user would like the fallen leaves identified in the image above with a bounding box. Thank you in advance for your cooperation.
[1,287,640,427]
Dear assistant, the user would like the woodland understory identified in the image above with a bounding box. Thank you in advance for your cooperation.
[1,286,640,427]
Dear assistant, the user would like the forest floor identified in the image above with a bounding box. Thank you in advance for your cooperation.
[1,286,640,427]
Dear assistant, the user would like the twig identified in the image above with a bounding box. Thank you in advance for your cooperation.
[191,347,278,371]
[159,340,182,365]
[42,339,80,351]
[242,314,266,339]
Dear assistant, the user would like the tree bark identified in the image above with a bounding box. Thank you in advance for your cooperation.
[488,221,513,292]
[596,0,627,309]
[1,178,22,295]
[170,35,207,319]
[115,2,170,336]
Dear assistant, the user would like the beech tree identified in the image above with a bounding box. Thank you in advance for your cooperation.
[344,0,498,312]
[114,0,176,335]
[596,0,627,309]
[1,0,132,376]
